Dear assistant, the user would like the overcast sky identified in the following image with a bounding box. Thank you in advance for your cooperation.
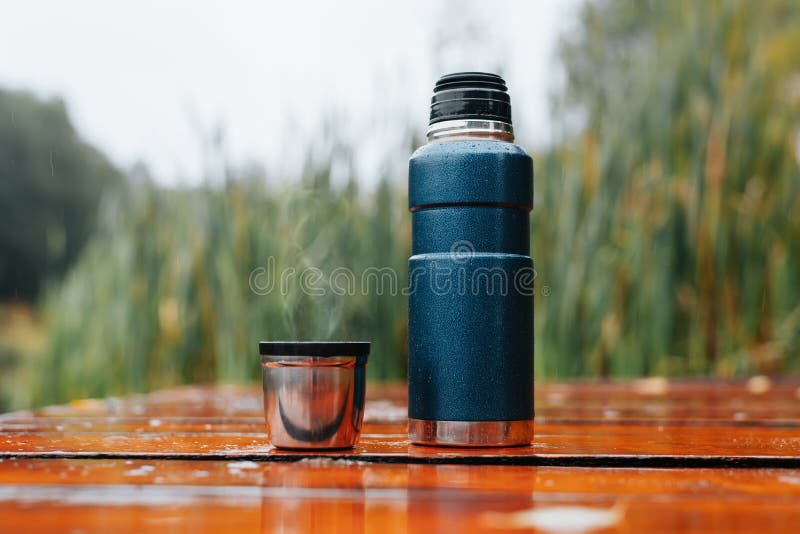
[0,0,579,185]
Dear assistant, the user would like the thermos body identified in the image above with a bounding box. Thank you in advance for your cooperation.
[407,73,534,446]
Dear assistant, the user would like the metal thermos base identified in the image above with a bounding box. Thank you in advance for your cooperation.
[408,419,533,447]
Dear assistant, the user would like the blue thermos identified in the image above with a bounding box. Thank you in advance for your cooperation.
[408,72,534,446]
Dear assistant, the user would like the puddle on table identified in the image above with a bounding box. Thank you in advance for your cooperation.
[124,465,155,477]
[481,504,625,532]
[227,461,260,476]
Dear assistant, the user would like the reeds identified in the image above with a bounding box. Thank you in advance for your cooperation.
[15,0,800,407]
[23,163,410,406]
[533,0,800,379]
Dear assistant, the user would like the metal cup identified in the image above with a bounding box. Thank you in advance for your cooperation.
[259,341,369,450]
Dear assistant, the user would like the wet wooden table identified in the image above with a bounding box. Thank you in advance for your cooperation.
[1,379,799,533]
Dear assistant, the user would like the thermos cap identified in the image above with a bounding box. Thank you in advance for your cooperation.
[429,72,512,126]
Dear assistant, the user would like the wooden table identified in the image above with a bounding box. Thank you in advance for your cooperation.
[1,380,799,532]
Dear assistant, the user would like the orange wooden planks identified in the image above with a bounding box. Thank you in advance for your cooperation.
[1,381,800,532]
[2,382,799,464]
[1,422,799,465]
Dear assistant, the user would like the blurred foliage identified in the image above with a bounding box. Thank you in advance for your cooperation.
[534,0,800,378]
[0,89,123,300]
[0,304,44,411]
[20,162,409,406]
[6,0,800,407]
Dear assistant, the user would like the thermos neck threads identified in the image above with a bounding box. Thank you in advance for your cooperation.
[426,119,514,142]
[428,72,514,142]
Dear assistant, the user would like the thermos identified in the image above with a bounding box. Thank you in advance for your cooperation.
[408,72,534,446]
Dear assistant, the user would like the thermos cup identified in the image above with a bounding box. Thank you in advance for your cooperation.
[408,72,534,447]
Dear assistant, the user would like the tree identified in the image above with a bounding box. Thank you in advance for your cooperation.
[0,89,123,300]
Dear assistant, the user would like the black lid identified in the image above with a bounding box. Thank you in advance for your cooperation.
[259,341,370,357]
[429,72,512,126]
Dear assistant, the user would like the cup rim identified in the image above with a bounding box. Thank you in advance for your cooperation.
[258,341,370,357]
